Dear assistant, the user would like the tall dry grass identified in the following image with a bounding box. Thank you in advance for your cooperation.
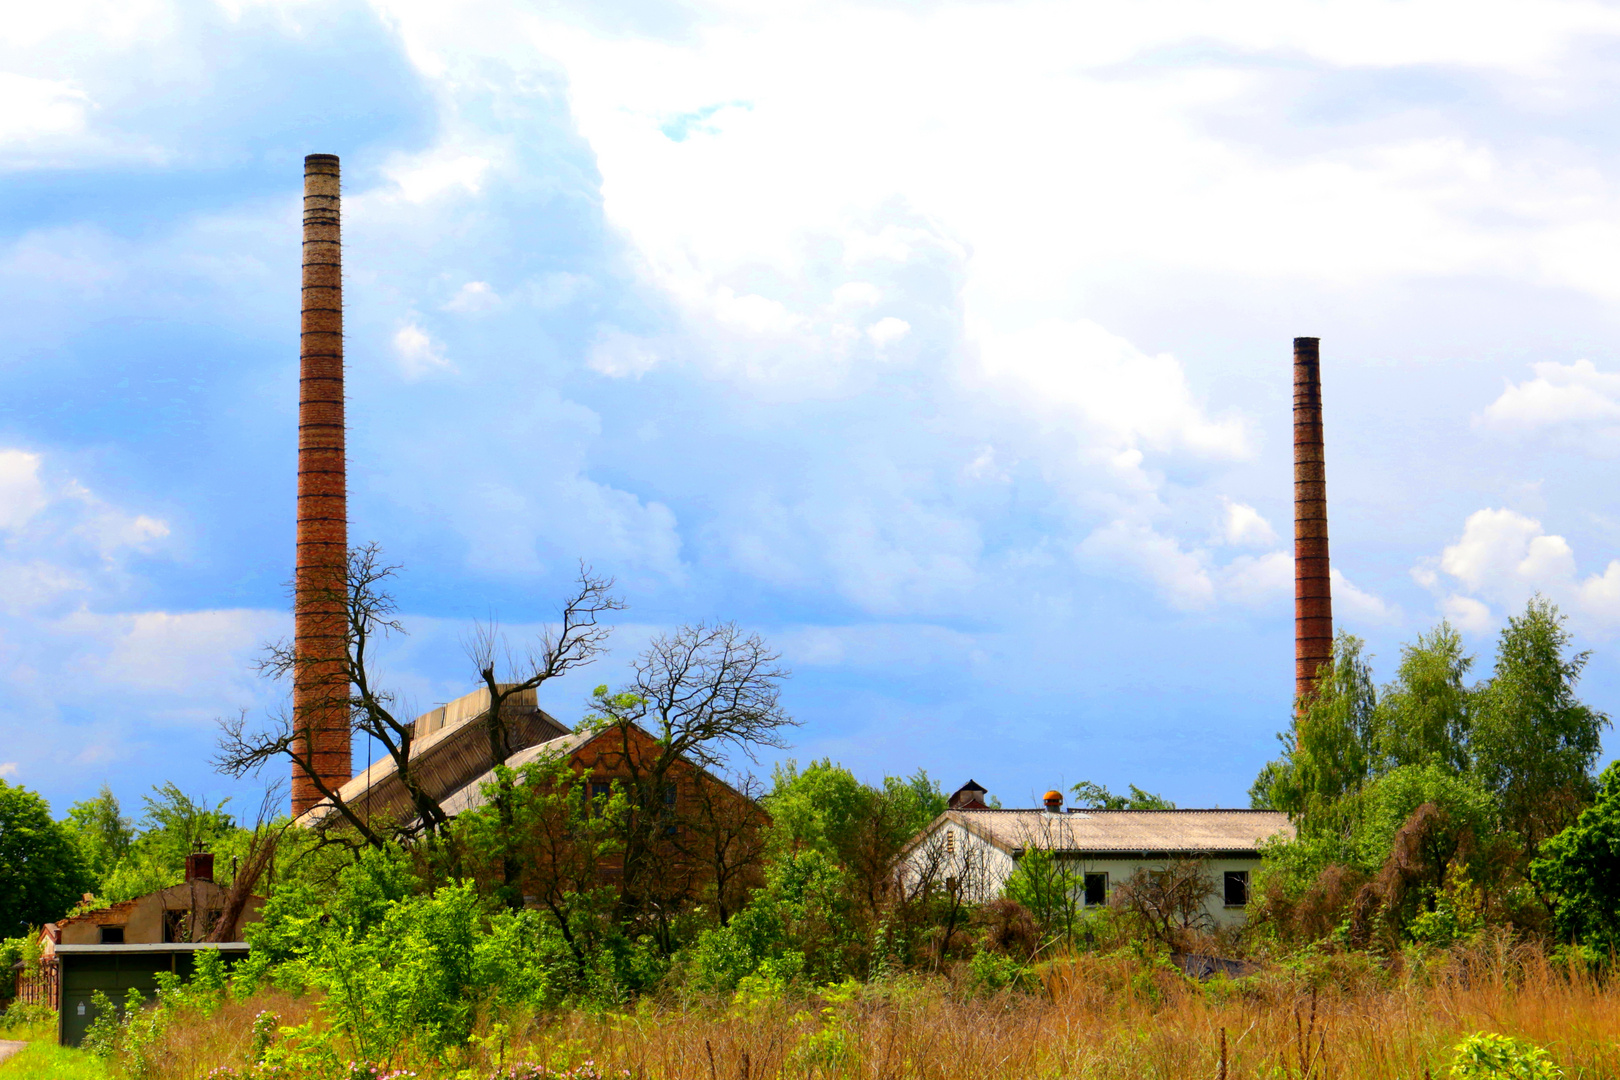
[131,936,1620,1080]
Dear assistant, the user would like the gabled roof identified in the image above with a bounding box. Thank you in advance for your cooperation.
[436,726,601,817]
[913,808,1294,858]
[298,685,569,827]
[437,723,754,818]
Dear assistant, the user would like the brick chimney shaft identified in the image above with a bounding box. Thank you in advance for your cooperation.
[291,153,351,815]
[1293,336,1333,704]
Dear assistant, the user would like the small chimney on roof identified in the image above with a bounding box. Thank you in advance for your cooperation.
[184,852,215,883]
[1043,789,1063,814]
[949,780,989,810]
[1293,336,1334,706]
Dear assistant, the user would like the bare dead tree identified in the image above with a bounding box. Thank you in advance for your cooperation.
[215,706,386,846]
[467,563,623,905]
[895,830,995,966]
[218,547,622,851]
[1111,856,1218,951]
[584,622,795,926]
[215,545,434,843]
[468,562,622,770]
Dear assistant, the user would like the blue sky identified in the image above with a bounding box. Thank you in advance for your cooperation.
[5,0,1620,820]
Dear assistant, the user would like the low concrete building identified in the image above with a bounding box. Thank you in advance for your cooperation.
[36,854,264,1047]
[44,855,264,950]
[899,787,1293,928]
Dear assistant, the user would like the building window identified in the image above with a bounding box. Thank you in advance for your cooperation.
[1083,872,1109,907]
[662,784,678,836]
[1224,870,1250,907]
[584,780,613,817]
[100,926,125,944]
[945,830,955,855]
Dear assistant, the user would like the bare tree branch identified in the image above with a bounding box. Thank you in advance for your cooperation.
[469,562,623,769]
[585,621,794,922]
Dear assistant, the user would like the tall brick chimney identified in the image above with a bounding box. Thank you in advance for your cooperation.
[1293,336,1333,705]
[292,153,351,815]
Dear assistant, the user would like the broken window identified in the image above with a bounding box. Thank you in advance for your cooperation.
[1223,870,1250,907]
[99,926,124,944]
[1083,872,1108,907]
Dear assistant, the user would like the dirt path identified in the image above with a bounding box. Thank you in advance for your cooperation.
[0,1040,26,1067]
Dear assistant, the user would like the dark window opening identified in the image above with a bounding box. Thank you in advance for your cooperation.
[662,783,678,835]
[1224,870,1250,907]
[585,780,612,817]
[1083,872,1108,907]
[100,926,125,944]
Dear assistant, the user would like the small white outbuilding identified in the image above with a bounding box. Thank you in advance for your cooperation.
[898,787,1294,928]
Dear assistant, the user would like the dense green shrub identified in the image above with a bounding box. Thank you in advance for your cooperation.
[1448,1032,1562,1080]
[688,848,859,991]
[1531,761,1620,951]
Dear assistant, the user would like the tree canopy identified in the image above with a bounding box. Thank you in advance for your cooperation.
[1531,760,1620,951]
[0,778,92,932]
[1248,597,1613,948]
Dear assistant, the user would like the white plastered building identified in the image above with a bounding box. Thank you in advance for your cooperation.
[899,793,1294,928]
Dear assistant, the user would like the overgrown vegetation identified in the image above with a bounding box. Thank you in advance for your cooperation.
[15,934,1620,1080]
[1247,597,1613,956]
[4,585,1618,1079]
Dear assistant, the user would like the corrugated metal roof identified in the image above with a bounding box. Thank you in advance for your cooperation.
[944,808,1294,855]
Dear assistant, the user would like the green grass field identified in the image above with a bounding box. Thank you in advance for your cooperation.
[0,1020,104,1080]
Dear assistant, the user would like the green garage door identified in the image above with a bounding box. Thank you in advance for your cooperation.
[59,951,197,1047]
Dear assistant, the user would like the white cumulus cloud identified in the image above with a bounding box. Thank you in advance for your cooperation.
[1424,507,1620,633]
[1479,359,1620,450]
[1219,498,1279,549]
[443,280,499,314]
[866,316,910,348]
[1332,568,1398,624]
[393,322,453,379]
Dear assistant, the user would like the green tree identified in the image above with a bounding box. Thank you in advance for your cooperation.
[688,847,860,990]
[1472,597,1610,850]
[452,753,623,975]
[100,784,236,901]
[1251,632,1378,823]
[64,785,134,888]
[1351,764,1495,878]
[766,760,944,914]
[1375,621,1474,774]
[766,759,867,858]
[1002,846,1084,947]
[1070,781,1175,810]
[577,622,793,929]
[0,779,92,932]
[1531,760,1620,950]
